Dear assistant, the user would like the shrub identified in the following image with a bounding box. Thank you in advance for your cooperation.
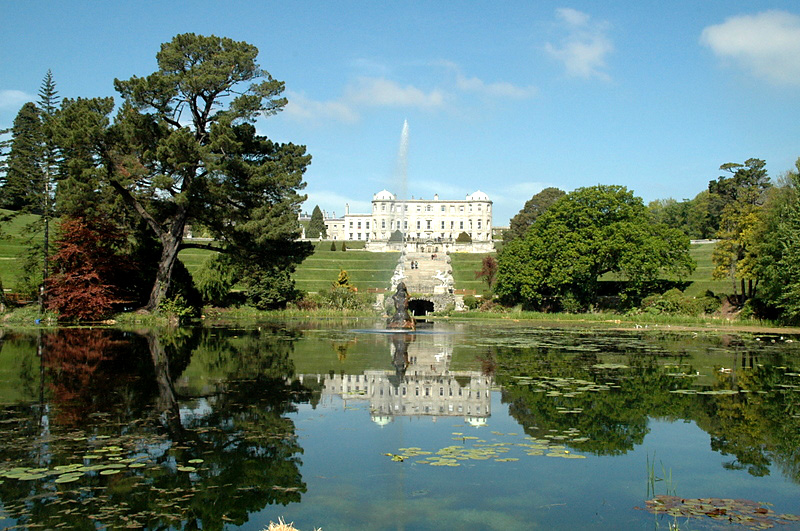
[315,286,371,310]
[456,232,472,243]
[332,269,355,291]
[195,255,235,306]
[463,295,480,310]
[244,268,301,310]
[45,215,133,321]
[640,288,720,316]
[330,241,337,251]
[158,294,195,324]
[341,241,347,251]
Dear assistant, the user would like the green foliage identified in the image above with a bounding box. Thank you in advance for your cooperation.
[314,286,372,310]
[330,240,337,251]
[389,230,404,242]
[462,294,480,310]
[751,162,800,323]
[505,187,565,242]
[194,254,235,306]
[640,288,720,316]
[341,241,347,251]
[456,231,472,243]
[494,185,695,311]
[157,294,195,323]
[709,159,771,302]
[307,205,327,239]
[243,267,300,310]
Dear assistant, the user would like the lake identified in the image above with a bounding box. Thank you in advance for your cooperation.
[1,320,799,530]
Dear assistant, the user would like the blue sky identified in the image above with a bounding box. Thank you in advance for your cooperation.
[3,1,800,224]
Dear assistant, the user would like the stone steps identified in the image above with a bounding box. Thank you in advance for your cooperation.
[400,252,451,294]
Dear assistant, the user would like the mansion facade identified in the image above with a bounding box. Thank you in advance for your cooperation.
[302,190,494,252]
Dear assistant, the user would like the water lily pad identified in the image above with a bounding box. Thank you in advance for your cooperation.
[55,474,83,483]
[177,466,197,472]
[100,469,121,475]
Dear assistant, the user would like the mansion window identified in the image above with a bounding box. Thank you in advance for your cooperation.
[416,220,421,229]
[426,220,431,229]
[459,221,464,229]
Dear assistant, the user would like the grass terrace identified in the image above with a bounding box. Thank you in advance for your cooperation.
[293,241,397,293]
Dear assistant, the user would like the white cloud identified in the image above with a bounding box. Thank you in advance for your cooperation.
[345,77,445,108]
[285,91,360,124]
[455,73,537,99]
[0,89,33,110]
[436,60,537,99]
[545,8,613,80]
[284,77,444,124]
[701,10,800,85]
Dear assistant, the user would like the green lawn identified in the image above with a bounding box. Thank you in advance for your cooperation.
[450,252,494,294]
[177,241,397,293]
[0,210,41,292]
[294,245,397,292]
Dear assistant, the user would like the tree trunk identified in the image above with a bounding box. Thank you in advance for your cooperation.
[145,227,184,312]
[145,331,183,436]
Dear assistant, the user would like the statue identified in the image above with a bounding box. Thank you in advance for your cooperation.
[387,281,415,330]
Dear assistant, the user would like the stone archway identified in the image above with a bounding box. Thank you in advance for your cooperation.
[408,298,434,317]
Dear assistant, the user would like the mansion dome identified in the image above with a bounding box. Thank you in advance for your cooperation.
[466,190,490,202]
[373,189,396,201]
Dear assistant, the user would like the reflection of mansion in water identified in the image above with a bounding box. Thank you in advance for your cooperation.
[295,332,492,426]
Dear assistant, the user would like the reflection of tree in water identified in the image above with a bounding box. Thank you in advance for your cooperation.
[694,364,800,482]
[0,326,313,529]
[496,346,692,456]
[492,331,800,484]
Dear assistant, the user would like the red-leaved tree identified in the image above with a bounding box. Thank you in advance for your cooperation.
[46,215,133,320]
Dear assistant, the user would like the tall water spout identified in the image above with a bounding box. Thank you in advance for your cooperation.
[395,120,409,238]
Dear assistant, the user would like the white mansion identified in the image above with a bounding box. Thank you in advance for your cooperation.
[302,190,495,252]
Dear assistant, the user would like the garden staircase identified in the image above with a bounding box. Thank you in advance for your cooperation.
[400,252,450,294]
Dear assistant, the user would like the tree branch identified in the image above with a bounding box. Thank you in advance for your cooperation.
[108,176,164,238]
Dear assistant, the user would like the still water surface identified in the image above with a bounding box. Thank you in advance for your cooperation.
[0,320,799,530]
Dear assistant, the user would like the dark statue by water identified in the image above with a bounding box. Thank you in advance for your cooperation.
[387,281,415,330]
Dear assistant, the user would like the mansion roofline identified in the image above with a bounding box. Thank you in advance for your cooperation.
[301,190,493,252]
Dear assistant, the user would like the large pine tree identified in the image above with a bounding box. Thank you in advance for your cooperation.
[57,34,313,311]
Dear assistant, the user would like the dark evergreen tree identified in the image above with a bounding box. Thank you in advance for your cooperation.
[1,102,43,211]
[307,205,327,239]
